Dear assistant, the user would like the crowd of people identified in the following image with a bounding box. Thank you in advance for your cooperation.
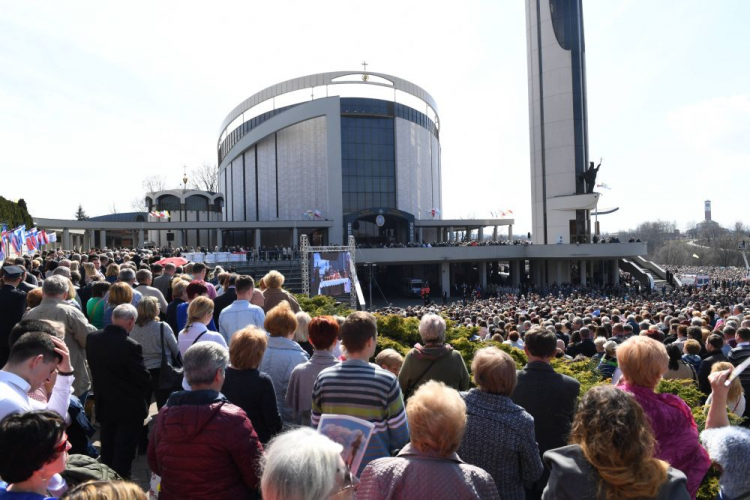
[1,246,749,499]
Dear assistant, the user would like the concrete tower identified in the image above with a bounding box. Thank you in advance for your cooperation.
[526,0,599,245]
[705,200,712,221]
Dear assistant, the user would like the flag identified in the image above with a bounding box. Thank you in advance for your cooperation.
[0,224,6,261]
[313,210,322,219]
[48,232,57,243]
[39,230,49,245]
[163,210,170,219]
[26,228,38,251]
[11,225,25,254]
[596,183,611,190]
[507,209,514,214]
[692,254,700,259]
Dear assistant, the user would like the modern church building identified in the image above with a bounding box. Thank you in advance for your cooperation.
[217,71,444,248]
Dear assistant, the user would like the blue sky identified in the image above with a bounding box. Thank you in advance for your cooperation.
[0,0,748,234]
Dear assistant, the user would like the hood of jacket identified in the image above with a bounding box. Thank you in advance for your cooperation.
[412,343,453,361]
[157,390,228,442]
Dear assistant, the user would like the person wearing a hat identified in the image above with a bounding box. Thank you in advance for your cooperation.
[0,266,27,366]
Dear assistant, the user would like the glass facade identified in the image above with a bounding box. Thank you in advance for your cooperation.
[341,115,395,214]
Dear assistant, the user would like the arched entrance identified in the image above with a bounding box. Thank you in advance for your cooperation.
[344,208,415,246]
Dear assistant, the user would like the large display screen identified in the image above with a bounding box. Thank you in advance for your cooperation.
[310,251,352,297]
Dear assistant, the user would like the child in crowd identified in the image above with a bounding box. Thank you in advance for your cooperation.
[375,348,404,376]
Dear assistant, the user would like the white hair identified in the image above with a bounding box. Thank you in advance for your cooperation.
[183,342,229,386]
[419,313,446,343]
[112,303,137,322]
[261,428,343,500]
[294,311,311,342]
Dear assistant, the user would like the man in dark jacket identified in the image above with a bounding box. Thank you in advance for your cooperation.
[212,273,237,325]
[728,327,750,419]
[0,266,28,366]
[566,327,597,358]
[511,326,580,500]
[698,334,727,396]
[86,303,150,478]
[148,342,263,500]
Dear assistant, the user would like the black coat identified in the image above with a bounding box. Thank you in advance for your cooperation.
[86,325,151,424]
[166,299,185,337]
[567,338,597,358]
[511,361,580,493]
[221,367,282,444]
[0,284,27,365]
[212,288,237,326]
[697,350,727,396]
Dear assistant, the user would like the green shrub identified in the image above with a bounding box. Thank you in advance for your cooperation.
[0,197,33,230]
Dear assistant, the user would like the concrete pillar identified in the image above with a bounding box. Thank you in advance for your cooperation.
[589,260,595,285]
[98,230,105,249]
[217,229,223,250]
[612,259,619,284]
[511,260,521,286]
[254,229,261,250]
[292,227,298,248]
[62,228,70,250]
[449,227,454,242]
[418,227,424,243]
[492,226,498,242]
[138,229,145,249]
[441,262,450,297]
[580,260,587,286]
[555,260,563,285]
[478,227,484,243]
[479,261,487,288]
[87,230,94,250]
[508,225,513,241]
[175,230,183,248]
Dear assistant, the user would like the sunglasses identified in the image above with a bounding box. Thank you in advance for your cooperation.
[54,433,70,454]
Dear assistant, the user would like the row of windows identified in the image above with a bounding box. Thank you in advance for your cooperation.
[342,141,394,160]
[343,193,396,213]
[342,160,395,177]
[342,175,395,193]
[218,104,296,163]
[341,98,438,138]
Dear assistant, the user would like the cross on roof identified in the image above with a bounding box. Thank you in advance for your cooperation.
[362,61,368,73]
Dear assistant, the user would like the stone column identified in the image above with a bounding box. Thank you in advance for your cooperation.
[479,261,487,288]
[508,224,513,241]
[254,229,261,250]
[478,227,484,243]
[580,260,587,286]
[99,230,106,249]
[449,227,454,242]
[138,229,145,249]
[292,227,298,248]
[511,260,521,286]
[492,226,498,242]
[418,227,424,243]
[612,259,619,285]
[440,262,450,297]
[589,260,595,285]
[216,229,223,250]
[555,260,563,285]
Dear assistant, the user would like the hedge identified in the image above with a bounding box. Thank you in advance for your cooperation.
[296,295,736,499]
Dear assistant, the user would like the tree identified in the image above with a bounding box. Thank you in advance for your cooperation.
[189,163,219,193]
[17,199,27,212]
[109,202,118,215]
[143,175,168,194]
[75,204,88,221]
[131,197,148,212]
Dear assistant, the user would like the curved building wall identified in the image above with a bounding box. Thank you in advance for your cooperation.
[219,82,441,245]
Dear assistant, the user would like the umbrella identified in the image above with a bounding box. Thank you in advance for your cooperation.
[155,256,189,266]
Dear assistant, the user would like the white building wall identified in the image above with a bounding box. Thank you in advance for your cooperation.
[257,135,277,221]
[244,148,257,221]
[231,157,244,221]
[276,116,329,220]
[431,134,441,218]
[395,117,434,220]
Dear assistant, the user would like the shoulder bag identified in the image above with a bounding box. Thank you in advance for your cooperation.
[158,323,184,391]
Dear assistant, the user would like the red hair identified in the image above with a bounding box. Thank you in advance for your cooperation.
[308,316,339,350]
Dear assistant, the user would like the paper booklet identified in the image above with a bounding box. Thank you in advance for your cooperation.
[317,414,375,475]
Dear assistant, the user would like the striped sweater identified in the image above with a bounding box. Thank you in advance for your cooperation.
[311,359,410,475]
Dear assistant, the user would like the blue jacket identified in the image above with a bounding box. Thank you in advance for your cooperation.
[259,336,309,424]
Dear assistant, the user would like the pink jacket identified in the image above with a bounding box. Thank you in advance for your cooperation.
[619,383,710,498]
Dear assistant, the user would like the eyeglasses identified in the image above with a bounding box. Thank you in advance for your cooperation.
[54,432,70,454]
[331,465,358,499]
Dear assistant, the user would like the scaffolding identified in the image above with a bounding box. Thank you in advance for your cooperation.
[301,235,360,308]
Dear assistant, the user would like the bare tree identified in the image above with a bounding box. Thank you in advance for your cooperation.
[131,197,148,212]
[189,163,219,193]
[143,175,168,194]
[109,202,118,214]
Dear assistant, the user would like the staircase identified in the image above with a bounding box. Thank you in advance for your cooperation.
[231,259,304,294]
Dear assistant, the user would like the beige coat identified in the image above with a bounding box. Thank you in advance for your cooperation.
[24,297,97,395]
[261,287,300,314]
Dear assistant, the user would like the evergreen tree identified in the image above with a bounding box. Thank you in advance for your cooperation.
[75,204,89,221]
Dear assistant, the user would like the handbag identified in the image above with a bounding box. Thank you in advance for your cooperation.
[158,323,184,391]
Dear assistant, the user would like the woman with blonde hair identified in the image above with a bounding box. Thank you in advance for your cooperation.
[129,297,180,409]
[617,336,710,497]
[105,263,120,283]
[358,381,499,499]
[259,302,308,425]
[543,385,689,499]
[704,361,745,417]
[82,262,98,285]
[177,296,227,357]
[261,270,300,313]
[60,480,147,499]
[293,311,314,357]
